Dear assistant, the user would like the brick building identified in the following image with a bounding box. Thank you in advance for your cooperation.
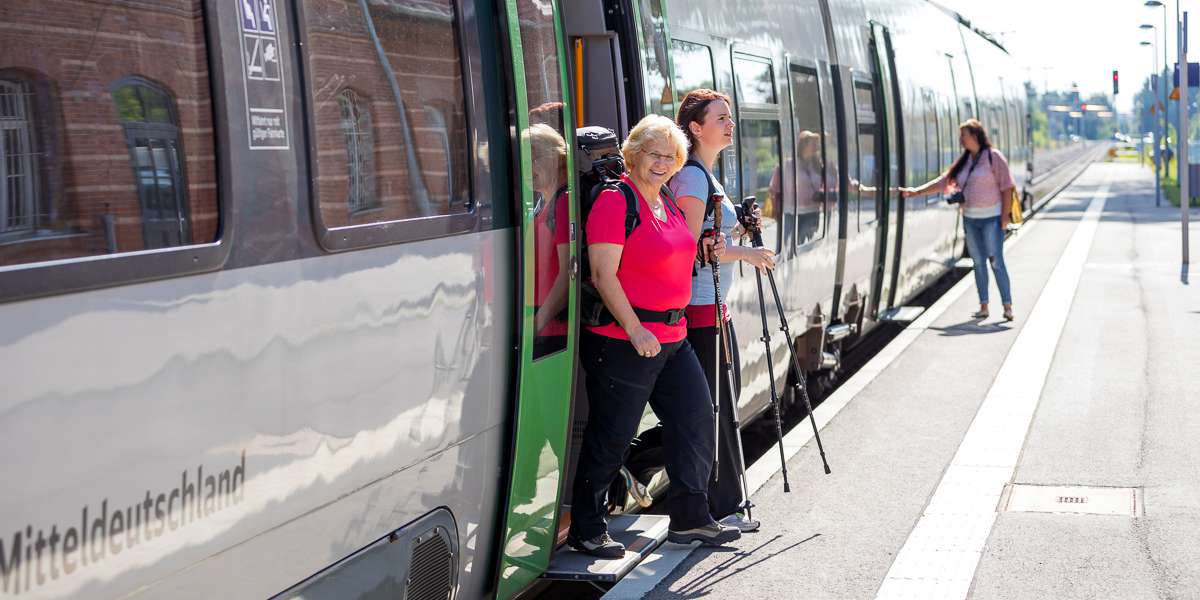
[302,0,470,228]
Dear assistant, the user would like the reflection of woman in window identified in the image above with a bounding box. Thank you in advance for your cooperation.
[527,123,570,357]
[794,130,823,244]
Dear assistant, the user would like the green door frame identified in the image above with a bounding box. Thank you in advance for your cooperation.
[495,0,578,597]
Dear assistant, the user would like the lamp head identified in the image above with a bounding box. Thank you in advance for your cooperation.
[1144,1,1164,7]
[1140,41,1153,46]
[1139,23,1155,29]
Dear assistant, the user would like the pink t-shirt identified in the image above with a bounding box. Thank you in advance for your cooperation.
[534,188,570,337]
[586,175,695,343]
[937,148,1015,219]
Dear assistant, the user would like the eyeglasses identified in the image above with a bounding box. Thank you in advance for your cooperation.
[645,151,676,164]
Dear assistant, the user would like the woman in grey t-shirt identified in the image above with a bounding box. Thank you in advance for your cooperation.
[670,89,774,532]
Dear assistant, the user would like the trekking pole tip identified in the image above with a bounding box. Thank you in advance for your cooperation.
[823,464,832,475]
[783,482,791,493]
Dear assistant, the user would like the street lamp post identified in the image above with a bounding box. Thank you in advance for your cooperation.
[1141,28,1162,206]
[1147,1,1171,187]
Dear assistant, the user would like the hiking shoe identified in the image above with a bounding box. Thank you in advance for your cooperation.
[621,466,654,508]
[719,511,761,533]
[567,532,625,559]
[667,521,741,546]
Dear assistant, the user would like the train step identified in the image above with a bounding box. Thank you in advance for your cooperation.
[881,306,925,323]
[541,513,669,582]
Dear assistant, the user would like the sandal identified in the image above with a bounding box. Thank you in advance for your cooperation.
[971,310,989,319]
[1003,307,1014,321]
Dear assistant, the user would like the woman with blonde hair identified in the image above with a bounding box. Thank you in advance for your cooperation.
[527,123,571,355]
[569,114,740,558]
[902,119,1016,321]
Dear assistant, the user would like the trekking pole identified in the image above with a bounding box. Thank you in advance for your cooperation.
[742,201,832,476]
[707,195,755,515]
[718,316,755,518]
[706,196,724,483]
[740,199,792,493]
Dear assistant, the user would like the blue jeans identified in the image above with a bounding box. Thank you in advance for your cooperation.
[963,216,1012,305]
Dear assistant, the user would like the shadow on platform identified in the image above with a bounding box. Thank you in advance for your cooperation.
[647,533,821,599]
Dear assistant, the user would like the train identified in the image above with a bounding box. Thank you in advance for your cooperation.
[0,0,1030,598]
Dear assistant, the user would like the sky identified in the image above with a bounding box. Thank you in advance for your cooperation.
[935,0,1199,114]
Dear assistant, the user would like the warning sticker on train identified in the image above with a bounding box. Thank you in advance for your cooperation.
[238,0,289,150]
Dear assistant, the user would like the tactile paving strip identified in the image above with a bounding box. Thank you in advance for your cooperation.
[875,179,1112,600]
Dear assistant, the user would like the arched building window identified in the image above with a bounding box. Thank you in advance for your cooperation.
[112,77,190,249]
[337,89,378,213]
[0,78,37,234]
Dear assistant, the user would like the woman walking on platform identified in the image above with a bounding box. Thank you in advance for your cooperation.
[902,119,1017,321]
[671,89,775,532]
[569,114,740,558]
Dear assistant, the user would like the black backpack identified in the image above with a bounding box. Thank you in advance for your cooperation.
[575,126,683,327]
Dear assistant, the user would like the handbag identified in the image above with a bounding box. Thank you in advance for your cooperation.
[1008,187,1024,226]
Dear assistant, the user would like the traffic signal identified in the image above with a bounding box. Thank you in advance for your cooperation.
[1113,70,1119,95]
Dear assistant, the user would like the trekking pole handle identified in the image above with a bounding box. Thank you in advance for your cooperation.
[738,197,765,248]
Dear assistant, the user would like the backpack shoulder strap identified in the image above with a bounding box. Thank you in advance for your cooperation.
[659,184,682,215]
[683,158,721,220]
[613,180,641,239]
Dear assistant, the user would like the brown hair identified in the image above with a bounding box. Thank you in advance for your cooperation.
[675,89,732,152]
[948,118,992,180]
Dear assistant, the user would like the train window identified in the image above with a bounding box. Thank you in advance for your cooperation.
[733,56,776,105]
[514,0,571,361]
[853,80,877,229]
[301,0,470,232]
[906,89,926,202]
[738,119,782,238]
[787,65,825,247]
[671,40,715,103]
[854,81,875,116]
[0,1,219,270]
[733,52,780,251]
[943,98,957,170]
[817,62,839,231]
[923,91,940,205]
[639,0,676,117]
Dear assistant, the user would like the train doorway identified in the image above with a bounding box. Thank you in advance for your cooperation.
[867,22,906,317]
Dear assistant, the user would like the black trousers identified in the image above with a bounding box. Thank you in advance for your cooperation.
[687,320,745,520]
[570,331,716,539]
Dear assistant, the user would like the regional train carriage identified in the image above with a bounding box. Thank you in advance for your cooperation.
[0,0,1025,598]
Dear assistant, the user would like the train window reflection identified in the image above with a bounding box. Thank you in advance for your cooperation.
[0,1,218,268]
[514,0,571,361]
[639,0,675,117]
[853,81,877,228]
[670,40,715,104]
[739,119,781,250]
[302,0,470,229]
[733,56,776,105]
[787,66,825,247]
[337,89,378,214]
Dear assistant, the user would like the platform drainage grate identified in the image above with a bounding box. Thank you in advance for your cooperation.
[1000,484,1143,517]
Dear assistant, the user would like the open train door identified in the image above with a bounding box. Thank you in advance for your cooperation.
[494,1,580,597]
[866,22,908,319]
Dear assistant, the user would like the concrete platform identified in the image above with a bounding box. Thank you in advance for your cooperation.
[603,161,1200,600]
